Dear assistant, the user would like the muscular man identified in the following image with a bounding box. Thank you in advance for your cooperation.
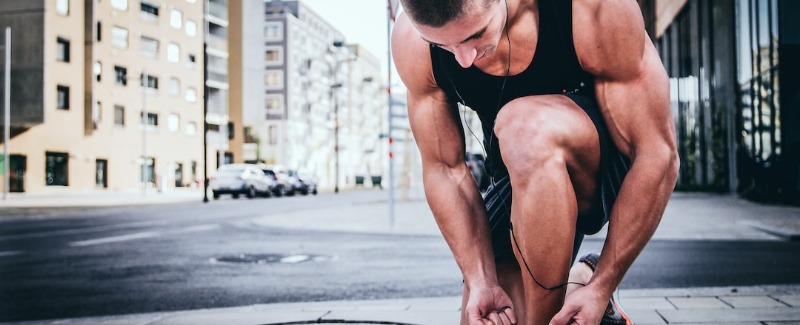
[391,0,679,324]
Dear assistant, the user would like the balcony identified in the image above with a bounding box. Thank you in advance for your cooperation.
[206,35,227,53]
[208,2,228,22]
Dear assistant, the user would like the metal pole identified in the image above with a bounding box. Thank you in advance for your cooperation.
[202,0,209,203]
[3,27,10,201]
[202,42,209,203]
[334,59,340,194]
[142,68,147,196]
[386,6,395,227]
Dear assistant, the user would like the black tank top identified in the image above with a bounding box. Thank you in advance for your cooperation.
[430,0,594,177]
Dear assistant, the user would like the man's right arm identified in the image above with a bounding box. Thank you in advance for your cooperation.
[391,14,501,301]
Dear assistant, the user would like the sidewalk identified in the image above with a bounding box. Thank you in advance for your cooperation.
[2,190,799,324]
[0,187,205,208]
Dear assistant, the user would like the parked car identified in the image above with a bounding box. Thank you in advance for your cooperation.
[259,164,295,196]
[466,153,489,191]
[210,164,273,199]
[289,169,318,195]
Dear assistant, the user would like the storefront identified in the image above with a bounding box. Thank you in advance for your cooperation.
[653,0,798,203]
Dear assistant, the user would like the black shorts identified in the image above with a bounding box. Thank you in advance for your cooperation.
[484,93,631,260]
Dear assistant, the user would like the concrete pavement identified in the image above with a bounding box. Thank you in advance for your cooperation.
[1,189,800,324]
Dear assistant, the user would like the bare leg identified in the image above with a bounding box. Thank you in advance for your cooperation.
[494,95,601,324]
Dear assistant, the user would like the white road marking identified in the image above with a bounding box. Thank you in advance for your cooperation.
[0,251,24,257]
[67,224,220,247]
[69,232,161,247]
[176,224,220,234]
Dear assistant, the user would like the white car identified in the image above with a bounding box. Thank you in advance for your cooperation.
[210,164,273,199]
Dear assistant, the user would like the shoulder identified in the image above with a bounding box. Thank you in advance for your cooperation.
[572,0,646,80]
[391,13,441,96]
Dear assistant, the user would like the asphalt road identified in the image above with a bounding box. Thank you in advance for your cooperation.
[1,191,799,322]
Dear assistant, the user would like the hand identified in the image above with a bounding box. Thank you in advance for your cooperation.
[464,285,517,325]
[549,285,607,325]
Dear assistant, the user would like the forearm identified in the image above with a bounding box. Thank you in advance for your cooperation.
[591,152,677,296]
[423,163,498,287]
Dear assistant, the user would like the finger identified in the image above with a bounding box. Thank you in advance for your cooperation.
[496,309,513,325]
[487,311,503,325]
[499,306,517,325]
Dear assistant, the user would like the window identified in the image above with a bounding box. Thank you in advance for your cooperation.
[265,47,282,65]
[112,26,128,49]
[111,0,128,11]
[265,94,283,113]
[114,66,127,86]
[268,125,277,145]
[185,20,197,37]
[140,36,159,58]
[264,70,283,89]
[186,122,197,136]
[96,21,102,42]
[140,1,159,17]
[185,87,197,102]
[140,157,155,184]
[46,152,69,186]
[169,77,180,96]
[57,85,70,110]
[92,101,101,129]
[168,114,180,132]
[141,74,158,90]
[227,122,234,140]
[188,54,196,64]
[265,22,283,41]
[56,0,69,16]
[114,105,125,126]
[167,42,180,62]
[56,37,70,62]
[94,61,102,82]
[141,112,158,127]
[170,9,182,29]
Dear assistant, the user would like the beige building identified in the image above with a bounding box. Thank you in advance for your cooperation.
[0,0,206,194]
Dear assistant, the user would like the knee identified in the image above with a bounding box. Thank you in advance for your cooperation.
[494,101,567,180]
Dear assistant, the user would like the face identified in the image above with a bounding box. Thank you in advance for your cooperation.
[412,0,506,68]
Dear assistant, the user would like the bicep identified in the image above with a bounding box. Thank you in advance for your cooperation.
[595,41,675,159]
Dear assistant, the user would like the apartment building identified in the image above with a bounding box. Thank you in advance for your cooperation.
[227,0,386,190]
[0,0,206,193]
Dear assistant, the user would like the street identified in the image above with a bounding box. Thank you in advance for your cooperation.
[1,190,799,322]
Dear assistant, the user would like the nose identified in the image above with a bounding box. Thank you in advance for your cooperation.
[453,46,478,68]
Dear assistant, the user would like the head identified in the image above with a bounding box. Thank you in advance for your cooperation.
[401,0,507,68]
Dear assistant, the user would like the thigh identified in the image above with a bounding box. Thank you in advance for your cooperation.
[493,94,601,213]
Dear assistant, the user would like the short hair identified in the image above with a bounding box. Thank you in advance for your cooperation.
[401,0,498,27]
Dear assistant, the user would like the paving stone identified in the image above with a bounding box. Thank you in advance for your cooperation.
[720,296,789,308]
[626,309,666,324]
[659,307,800,323]
[322,310,460,325]
[764,322,800,325]
[151,310,328,325]
[668,296,732,309]
[618,297,676,310]
[774,295,800,307]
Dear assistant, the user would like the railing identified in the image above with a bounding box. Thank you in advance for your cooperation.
[207,2,228,21]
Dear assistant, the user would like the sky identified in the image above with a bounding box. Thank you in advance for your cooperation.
[301,0,399,84]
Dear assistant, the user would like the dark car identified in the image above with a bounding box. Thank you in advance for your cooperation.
[466,153,489,191]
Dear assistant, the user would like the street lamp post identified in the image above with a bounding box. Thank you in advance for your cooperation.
[303,41,352,194]
[2,27,10,201]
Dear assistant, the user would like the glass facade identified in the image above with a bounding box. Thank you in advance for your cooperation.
[655,0,799,202]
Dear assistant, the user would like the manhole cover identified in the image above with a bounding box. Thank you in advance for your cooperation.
[209,253,336,265]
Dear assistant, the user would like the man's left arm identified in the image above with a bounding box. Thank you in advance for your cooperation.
[552,0,680,323]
